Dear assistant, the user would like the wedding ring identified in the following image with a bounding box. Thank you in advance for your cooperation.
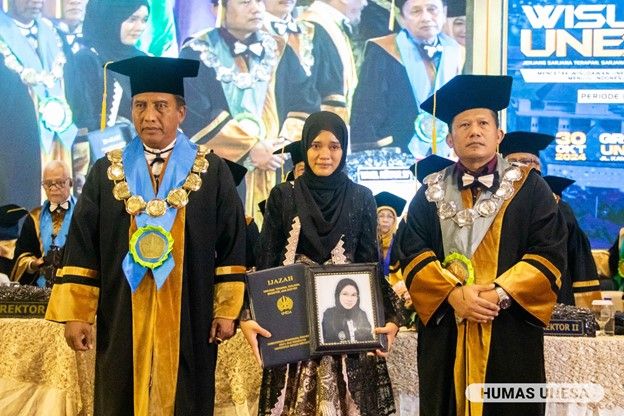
[215,337,223,344]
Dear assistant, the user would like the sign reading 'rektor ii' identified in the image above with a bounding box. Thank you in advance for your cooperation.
[507,0,624,248]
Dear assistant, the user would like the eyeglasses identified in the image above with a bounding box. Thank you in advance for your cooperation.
[507,157,540,166]
[41,178,70,189]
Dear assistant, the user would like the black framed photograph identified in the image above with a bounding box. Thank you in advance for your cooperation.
[306,263,386,355]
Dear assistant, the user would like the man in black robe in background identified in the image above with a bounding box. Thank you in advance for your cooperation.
[392,75,567,416]
[500,131,601,307]
[46,56,247,416]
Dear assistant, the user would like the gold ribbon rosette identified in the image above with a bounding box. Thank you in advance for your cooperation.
[129,224,174,269]
[443,252,475,286]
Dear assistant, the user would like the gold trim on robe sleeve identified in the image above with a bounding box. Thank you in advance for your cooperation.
[10,252,36,282]
[278,116,306,142]
[45,282,100,324]
[574,291,602,309]
[404,250,460,325]
[59,266,99,279]
[192,115,260,163]
[215,265,247,276]
[213,281,246,319]
[495,258,559,326]
[387,261,403,286]
[572,279,600,289]
[320,104,349,124]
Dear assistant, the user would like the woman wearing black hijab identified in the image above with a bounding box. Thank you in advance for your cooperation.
[243,111,399,416]
[65,0,150,131]
[322,278,374,343]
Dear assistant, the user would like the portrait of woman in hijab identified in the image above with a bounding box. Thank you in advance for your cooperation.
[241,111,400,416]
[321,278,374,343]
[65,0,150,131]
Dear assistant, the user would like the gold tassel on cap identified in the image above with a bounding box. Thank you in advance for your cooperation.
[215,0,225,28]
[431,65,440,154]
[100,61,114,131]
[388,0,396,31]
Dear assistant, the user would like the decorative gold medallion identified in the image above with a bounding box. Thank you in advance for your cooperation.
[107,163,125,181]
[196,144,209,157]
[182,173,202,191]
[129,225,174,269]
[192,157,209,173]
[146,199,167,217]
[113,181,131,200]
[443,253,475,285]
[166,188,189,208]
[125,195,146,215]
[107,149,123,163]
[138,232,167,260]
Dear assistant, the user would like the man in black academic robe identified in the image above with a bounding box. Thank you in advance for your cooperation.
[350,0,463,155]
[264,0,347,120]
[11,161,76,287]
[501,132,601,306]
[46,56,247,416]
[179,0,319,223]
[392,75,567,416]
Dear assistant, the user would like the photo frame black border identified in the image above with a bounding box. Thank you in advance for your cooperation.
[306,263,386,356]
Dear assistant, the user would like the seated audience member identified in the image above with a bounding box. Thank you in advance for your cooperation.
[11,161,75,287]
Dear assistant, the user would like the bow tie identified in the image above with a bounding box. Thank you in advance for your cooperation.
[232,41,264,58]
[272,20,300,36]
[49,201,69,212]
[422,43,443,59]
[460,172,498,190]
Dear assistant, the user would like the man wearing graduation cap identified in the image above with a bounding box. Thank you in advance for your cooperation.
[45,56,247,416]
[501,132,601,307]
[350,0,463,155]
[392,75,567,416]
[11,160,76,287]
[0,204,28,277]
[179,0,320,225]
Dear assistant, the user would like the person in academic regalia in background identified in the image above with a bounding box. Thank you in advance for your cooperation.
[500,131,601,307]
[264,0,349,120]
[46,56,247,416]
[299,0,366,121]
[66,0,150,132]
[0,0,78,209]
[11,161,76,287]
[180,0,320,224]
[392,75,567,416]
[0,205,28,278]
[374,191,406,280]
[350,0,463,156]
